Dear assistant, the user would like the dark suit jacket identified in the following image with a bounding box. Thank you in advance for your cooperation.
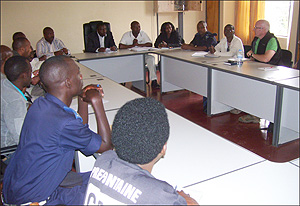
[86,31,116,52]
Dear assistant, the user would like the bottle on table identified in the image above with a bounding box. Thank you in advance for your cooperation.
[237,49,243,67]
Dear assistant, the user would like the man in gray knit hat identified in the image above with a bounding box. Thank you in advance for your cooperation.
[84,97,198,205]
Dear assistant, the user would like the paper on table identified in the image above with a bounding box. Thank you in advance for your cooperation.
[228,58,250,62]
[129,47,152,52]
[192,51,208,57]
[104,48,117,54]
[257,67,279,71]
[175,185,204,204]
[204,53,220,58]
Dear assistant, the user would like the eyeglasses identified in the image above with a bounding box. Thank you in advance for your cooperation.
[254,26,264,30]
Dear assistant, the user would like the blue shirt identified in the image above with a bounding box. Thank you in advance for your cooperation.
[190,32,217,51]
[3,93,102,204]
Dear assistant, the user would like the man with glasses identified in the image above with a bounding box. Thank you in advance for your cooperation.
[208,24,244,57]
[240,20,282,124]
[246,19,282,65]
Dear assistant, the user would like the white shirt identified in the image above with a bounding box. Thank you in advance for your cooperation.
[36,37,70,58]
[97,32,106,48]
[96,32,107,52]
[214,35,244,57]
[119,30,152,45]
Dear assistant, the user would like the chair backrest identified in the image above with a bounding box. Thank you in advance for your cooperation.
[280,49,293,68]
[243,45,252,58]
[83,21,111,52]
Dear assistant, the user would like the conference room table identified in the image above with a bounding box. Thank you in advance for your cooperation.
[72,70,298,204]
[73,49,151,92]
[154,49,299,146]
[71,60,299,205]
[70,63,142,114]
[72,49,299,147]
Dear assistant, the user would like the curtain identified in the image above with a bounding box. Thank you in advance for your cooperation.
[235,1,265,46]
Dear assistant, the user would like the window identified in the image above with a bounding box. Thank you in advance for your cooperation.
[264,1,294,38]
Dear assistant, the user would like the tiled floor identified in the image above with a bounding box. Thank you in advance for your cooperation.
[126,83,299,163]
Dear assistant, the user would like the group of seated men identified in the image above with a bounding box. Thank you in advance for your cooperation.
[0,18,299,205]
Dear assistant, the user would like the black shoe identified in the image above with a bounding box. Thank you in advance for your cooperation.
[151,80,160,89]
[267,122,274,133]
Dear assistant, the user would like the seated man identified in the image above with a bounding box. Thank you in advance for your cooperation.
[119,21,159,89]
[36,27,70,59]
[246,19,282,65]
[1,56,32,162]
[240,19,282,124]
[12,37,42,97]
[12,31,26,41]
[3,56,112,205]
[181,21,217,51]
[84,97,198,205]
[209,24,244,57]
[86,21,117,52]
[12,37,32,58]
[0,45,13,79]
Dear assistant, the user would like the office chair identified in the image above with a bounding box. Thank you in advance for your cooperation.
[83,20,111,52]
[280,49,293,68]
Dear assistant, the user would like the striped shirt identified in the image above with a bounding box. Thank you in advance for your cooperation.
[36,37,70,58]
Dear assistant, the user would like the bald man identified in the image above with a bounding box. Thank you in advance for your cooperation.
[3,56,112,205]
[12,37,32,58]
[246,19,282,65]
[0,45,13,79]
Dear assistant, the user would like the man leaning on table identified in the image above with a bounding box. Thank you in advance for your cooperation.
[86,21,117,53]
[119,21,160,89]
[181,20,217,51]
[239,19,282,124]
[209,24,244,57]
[36,27,70,60]
[2,56,112,205]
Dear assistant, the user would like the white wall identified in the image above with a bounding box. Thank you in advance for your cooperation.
[1,1,205,54]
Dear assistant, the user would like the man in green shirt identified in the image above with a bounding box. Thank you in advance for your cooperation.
[240,20,282,125]
[246,19,282,65]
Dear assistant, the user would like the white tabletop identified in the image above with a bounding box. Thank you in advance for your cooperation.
[157,49,299,83]
[275,76,299,90]
[185,160,299,205]
[75,61,103,80]
[151,110,264,188]
[70,76,142,113]
[209,60,300,82]
[157,49,230,65]
[73,49,148,61]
